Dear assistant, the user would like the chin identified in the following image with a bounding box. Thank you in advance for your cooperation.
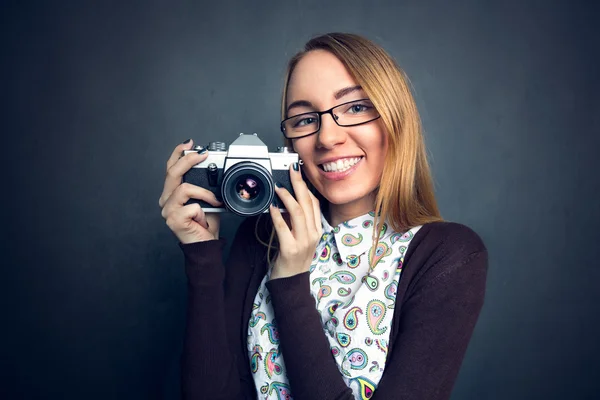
[305,170,376,208]
[318,185,375,207]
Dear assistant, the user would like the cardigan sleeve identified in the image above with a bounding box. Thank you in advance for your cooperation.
[178,217,258,400]
[267,273,355,400]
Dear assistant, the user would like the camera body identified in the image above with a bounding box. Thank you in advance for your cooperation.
[182,133,298,217]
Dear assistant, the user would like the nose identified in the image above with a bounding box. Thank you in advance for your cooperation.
[316,113,347,149]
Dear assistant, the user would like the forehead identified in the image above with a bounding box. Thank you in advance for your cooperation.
[286,50,358,105]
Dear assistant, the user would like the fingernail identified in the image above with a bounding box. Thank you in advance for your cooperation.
[182,138,191,144]
[293,162,299,171]
[197,148,207,155]
[275,182,282,188]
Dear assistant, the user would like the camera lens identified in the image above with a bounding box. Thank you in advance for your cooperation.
[235,176,260,201]
[221,161,274,217]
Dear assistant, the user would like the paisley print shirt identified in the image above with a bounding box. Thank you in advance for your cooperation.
[247,211,422,399]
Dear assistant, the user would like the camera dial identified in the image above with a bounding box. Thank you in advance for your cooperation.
[208,141,226,151]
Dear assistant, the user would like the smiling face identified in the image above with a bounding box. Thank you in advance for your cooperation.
[286,49,388,219]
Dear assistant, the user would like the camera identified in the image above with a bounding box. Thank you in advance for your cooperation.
[182,133,298,217]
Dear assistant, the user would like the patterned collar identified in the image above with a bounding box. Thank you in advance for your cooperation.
[320,210,390,262]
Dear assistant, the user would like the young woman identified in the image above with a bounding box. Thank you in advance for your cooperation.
[159,33,488,400]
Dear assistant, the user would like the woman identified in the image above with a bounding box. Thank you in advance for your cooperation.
[159,33,487,400]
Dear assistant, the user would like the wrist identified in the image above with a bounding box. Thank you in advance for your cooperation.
[269,259,311,281]
[269,268,304,281]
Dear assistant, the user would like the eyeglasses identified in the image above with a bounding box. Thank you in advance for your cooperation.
[280,98,381,139]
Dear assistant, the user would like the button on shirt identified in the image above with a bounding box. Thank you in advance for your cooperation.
[248,211,422,399]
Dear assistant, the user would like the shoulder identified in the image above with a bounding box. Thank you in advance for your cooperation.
[412,221,487,255]
[403,221,488,287]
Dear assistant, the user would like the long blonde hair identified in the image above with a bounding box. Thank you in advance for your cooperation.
[257,32,442,263]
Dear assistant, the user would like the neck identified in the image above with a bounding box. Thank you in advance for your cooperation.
[327,192,377,227]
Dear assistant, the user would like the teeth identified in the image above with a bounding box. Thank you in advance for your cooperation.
[321,157,361,172]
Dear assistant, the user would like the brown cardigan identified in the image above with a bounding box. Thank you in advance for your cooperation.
[178,215,488,400]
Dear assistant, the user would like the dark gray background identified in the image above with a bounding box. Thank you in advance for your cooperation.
[3,0,599,398]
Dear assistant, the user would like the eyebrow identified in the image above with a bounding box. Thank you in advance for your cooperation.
[334,85,363,100]
[286,85,364,113]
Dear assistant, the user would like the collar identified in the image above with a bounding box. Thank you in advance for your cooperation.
[320,210,390,262]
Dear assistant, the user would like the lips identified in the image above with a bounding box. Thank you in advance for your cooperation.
[316,157,363,181]
[319,157,363,172]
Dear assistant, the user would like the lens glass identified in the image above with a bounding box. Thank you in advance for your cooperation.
[235,176,260,201]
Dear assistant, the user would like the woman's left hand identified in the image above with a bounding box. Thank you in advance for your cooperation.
[269,163,322,280]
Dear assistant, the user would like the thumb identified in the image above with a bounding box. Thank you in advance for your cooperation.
[206,213,221,238]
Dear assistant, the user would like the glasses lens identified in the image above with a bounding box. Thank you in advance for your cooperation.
[333,99,379,126]
[283,112,319,138]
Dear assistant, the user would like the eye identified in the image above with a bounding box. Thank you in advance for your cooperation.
[293,116,318,128]
[343,101,373,114]
[350,105,367,113]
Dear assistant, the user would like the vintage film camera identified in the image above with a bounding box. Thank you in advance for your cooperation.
[182,133,298,217]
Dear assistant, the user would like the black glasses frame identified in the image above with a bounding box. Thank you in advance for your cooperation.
[280,98,381,139]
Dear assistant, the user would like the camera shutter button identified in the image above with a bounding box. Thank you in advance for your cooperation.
[207,163,219,187]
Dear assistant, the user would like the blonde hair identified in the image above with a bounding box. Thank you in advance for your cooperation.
[257,32,443,263]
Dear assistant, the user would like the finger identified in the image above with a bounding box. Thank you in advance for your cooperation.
[205,213,221,235]
[178,202,209,229]
[309,191,322,238]
[159,149,208,208]
[166,139,194,171]
[161,183,222,220]
[274,184,308,240]
[269,203,294,244]
[289,163,317,233]
[282,212,292,231]
[174,183,222,207]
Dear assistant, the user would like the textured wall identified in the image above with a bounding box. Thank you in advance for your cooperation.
[4,0,598,398]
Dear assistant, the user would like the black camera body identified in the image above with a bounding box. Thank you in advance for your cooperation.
[182,133,298,217]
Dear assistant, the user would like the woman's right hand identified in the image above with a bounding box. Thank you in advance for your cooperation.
[159,139,223,244]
